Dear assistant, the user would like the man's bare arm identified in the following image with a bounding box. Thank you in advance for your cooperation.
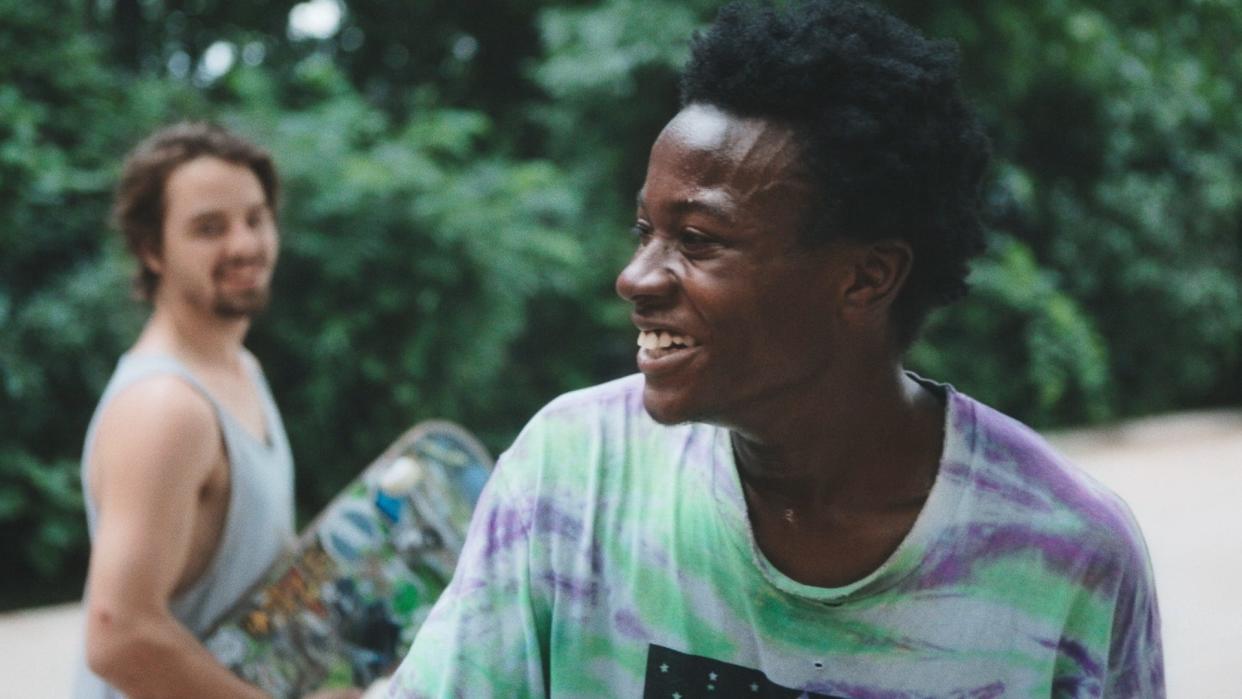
[82,375,269,699]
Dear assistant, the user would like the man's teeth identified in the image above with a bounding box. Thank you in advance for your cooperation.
[636,330,698,350]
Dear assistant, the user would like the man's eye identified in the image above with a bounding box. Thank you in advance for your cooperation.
[247,208,273,229]
[680,231,716,253]
[630,223,652,243]
[198,222,225,236]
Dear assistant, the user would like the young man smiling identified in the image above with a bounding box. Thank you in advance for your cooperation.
[390,1,1164,696]
[73,124,358,699]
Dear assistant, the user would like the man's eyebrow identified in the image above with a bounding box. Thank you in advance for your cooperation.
[185,200,268,221]
[636,190,735,225]
[187,209,227,223]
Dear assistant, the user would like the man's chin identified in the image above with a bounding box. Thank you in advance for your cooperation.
[641,385,698,426]
[213,291,270,319]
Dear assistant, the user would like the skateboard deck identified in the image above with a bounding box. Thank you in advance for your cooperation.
[203,420,493,697]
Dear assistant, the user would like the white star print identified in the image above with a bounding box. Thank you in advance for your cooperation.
[660,663,669,673]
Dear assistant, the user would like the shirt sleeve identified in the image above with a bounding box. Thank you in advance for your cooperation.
[386,426,551,698]
[1103,524,1165,698]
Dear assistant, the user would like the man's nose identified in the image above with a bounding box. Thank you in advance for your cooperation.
[225,220,266,256]
[616,238,676,303]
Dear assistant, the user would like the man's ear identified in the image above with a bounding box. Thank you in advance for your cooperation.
[841,240,913,316]
[139,243,164,277]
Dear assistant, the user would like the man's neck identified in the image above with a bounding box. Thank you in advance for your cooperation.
[135,300,251,370]
[728,363,945,518]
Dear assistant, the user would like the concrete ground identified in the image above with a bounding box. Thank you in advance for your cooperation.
[4,409,1239,697]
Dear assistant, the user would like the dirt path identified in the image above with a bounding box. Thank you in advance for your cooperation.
[4,410,1239,697]
[0,602,81,696]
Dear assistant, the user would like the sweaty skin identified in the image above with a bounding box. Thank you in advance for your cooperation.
[617,105,945,587]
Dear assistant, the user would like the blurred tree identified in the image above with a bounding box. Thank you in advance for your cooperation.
[909,236,1111,427]
[223,63,590,504]
[1,1,147,604]
[887,0,1242,416]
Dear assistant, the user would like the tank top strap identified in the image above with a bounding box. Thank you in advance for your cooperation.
[107,353,216,406]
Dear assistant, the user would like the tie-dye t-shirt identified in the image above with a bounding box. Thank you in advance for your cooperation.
[388,375,1163,698]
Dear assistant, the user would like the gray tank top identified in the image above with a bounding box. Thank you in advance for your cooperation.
[72,352,296,698]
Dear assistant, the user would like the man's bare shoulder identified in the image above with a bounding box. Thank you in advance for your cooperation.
[89,374,222,494]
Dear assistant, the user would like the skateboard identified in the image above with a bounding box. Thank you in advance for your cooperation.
[203,420,493,697]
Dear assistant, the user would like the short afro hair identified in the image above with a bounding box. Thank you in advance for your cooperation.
[681,0,991,347]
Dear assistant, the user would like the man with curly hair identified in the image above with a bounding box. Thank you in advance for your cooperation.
[390,1,1164,696]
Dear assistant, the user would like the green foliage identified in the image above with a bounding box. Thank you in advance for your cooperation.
[0,3,119,301]
[535,0,706,100]
[889,0,1242,414]
[1,3,132,600]
[233,74,593,502]
[1,249,145,588]
[526,0,723,366]
[909,236,1111,427]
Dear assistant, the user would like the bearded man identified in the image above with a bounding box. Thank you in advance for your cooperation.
[74,123,357,699]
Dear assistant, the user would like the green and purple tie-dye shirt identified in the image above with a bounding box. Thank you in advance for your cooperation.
[389,374,1163,698]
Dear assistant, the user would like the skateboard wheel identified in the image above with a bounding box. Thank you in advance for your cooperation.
[380,455,425,496]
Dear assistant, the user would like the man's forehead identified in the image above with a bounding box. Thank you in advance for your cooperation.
[662,104,797,152]
[644,105,811,221]
[165,158,269,214]
[661,104,736,150]
[173,193,270,220]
